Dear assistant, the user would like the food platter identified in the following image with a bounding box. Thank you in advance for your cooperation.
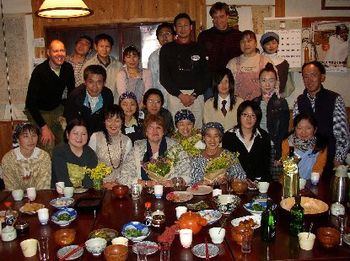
[166,191,193,203]
[89,228,118,242]
[186,185,213,196]
[19,203,45,215]
[50,197,75,209]
[198,209,222,225]
[280,196,328,215]
[57,245,84,260]
[192,243,219,259]
[231,215,261,229]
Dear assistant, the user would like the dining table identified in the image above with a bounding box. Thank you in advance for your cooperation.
[0,175,349,260]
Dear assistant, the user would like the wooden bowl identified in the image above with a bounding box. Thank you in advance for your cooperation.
[112,185,129,199]
[317,227,340,248]
[54,228,76,246]
[104,245,128,261]
[231,179,248,195]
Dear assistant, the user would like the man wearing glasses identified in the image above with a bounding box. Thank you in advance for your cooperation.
[160,13,209,129]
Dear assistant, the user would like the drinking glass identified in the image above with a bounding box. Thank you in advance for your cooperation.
[38,237,50,260]
[159,242,171,261]
[135,244,148,261]
[131,184,141,200]
[241,228,253,253]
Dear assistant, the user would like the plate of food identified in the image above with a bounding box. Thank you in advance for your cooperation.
[187,200,210,211]
[132,241,159,255]
[50,197,75,209]
[280,196,328,215]
[51,208,77,227]
[89,228,118,242]
[166,191,193,203]
[122,221,150,242]
[57,245,84,260]
[192,243,219,259]
[198,209,222,225]
[231,215,261,229]
[243,199,276,215]
[74,187,88,194]
[186,185,213,196]
[19,202,45,215]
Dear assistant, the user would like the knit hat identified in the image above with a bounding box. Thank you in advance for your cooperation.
[260,32,279,46]
[174,109,195,125]
[201,122,224,136]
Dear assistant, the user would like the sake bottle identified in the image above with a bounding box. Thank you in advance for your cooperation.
[289,194,304,236]
[261,200,276,241]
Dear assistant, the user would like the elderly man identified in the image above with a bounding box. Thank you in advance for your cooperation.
[293,61,349,173]
[160,13,209,128]
[148,22,175,108]
[198,2,242,73]
[25,39,75,153]
[64,65,113,135]
[82,33,122,103]
[66,35,93,87]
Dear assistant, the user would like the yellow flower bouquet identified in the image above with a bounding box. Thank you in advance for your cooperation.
[204,151,239,182]
[86,163,112,190]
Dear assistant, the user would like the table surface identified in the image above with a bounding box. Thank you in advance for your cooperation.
[0,177,349,261]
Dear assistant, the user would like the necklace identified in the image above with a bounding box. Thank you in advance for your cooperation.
[106,137,124,169]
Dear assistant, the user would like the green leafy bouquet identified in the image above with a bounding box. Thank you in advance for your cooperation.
[204,151,239,182]
[173,130,203,157]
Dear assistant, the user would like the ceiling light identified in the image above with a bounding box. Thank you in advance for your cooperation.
[36,0,93,19]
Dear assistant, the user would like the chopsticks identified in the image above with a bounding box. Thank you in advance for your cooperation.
[205,238,209,260]
[59,243,84,261]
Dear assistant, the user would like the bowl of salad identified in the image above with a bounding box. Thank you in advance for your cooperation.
[51,208,77,227]
[121,221,150,242]
[243,199,276,215]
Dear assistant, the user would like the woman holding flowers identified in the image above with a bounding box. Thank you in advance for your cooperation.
[190,122,246,185]
[120,114,191,187]
[51,119,97,188]
[89,105,132,189]
[172,109,204,157]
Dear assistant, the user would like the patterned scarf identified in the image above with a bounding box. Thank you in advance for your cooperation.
[289,134,316,152]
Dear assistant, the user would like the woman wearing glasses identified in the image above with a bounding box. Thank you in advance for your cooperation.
[222,100,271,181]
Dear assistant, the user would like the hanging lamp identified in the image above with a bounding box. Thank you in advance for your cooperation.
[36,0,93,19]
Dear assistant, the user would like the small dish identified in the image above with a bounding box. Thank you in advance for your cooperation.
[51,208,77,227]
[244,199,276,215]
[166,191,193,203]
[231,215,261,229]
[122,221,150,242]
[187,185,213,196]
[89,228,118,242]
[57,245,84,260]
[74,187,88,194]
[192,243,219,259]
[19,203,45,215]
[50,197,75,209]
[198,209,222,225]
[132,241,159,255]
[187,200,210,211]
[85,237,107,256]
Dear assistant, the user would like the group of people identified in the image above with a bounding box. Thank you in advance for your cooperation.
[0,2,349,191]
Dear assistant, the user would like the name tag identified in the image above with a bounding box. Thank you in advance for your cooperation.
[125,126,135,134]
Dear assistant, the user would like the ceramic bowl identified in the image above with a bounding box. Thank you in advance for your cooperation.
[112,185,129,199]
[54,228,76,246]
[122,221,150,242]
[317,227,340,248]
[104,244,128,261]
[85,237,107,256]
[51,208,77,227]
[215,194,241,215]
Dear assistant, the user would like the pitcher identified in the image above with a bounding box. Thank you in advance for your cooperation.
[331,165,349,204]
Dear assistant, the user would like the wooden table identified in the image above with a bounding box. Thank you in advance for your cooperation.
[0,177,349,260]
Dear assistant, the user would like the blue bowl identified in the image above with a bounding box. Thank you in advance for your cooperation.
[121,221,150,242]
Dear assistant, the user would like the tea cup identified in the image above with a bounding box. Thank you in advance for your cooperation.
[56,182,65,194]
[258,182,270,194]
[298,232,316,251]
[26,187,36,201]
[209,227,225,244]
[179,229,192,248]
[63,187,74,198]
[175,206,187,219]
[154,184,164,199]
[12,189,24,201]
[20,238,38,257]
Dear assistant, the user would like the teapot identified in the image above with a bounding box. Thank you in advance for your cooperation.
[330,165,349,204]
[176,211,207,234]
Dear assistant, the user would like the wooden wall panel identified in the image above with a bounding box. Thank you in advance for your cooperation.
[31,0,206,42]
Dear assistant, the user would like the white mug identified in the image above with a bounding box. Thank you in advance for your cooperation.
[175,206,187,219]
[258,182,270,194]
[154,185,164,199]
[179,229,192,248]
[212,188,222,197]
[12,189,24,201]
[37,208,49,225]
[26,187,36,201]
[63,187,74,198]
[55,182,65,194]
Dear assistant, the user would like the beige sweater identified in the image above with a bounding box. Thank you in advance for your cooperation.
[1,147,51,190]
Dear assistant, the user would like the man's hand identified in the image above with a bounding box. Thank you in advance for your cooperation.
[333,159,343,168]
[178,93,195,107]
[41,125,55,145]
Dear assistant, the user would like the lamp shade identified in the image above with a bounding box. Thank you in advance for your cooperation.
[36,0,93,18]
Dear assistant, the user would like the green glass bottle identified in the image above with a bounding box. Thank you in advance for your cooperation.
[261,200,276,241]
[289,194,304,236]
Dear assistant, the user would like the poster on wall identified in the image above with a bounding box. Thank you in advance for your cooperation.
[311,21,349,72]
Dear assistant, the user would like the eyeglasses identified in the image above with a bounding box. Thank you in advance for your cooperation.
[241,113,256,119]
[159,32,172,38]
